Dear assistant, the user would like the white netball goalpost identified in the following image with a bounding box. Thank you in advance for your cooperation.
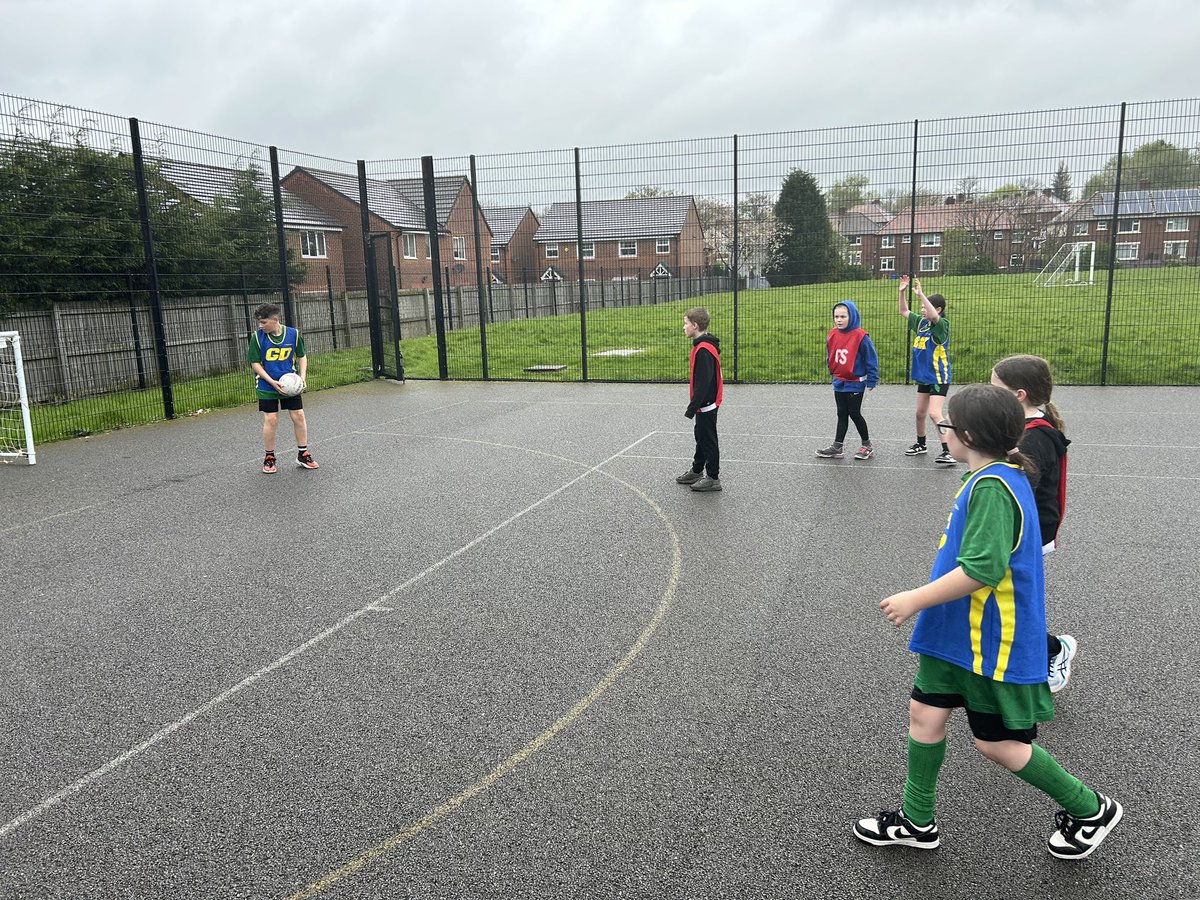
[0,331,37,465]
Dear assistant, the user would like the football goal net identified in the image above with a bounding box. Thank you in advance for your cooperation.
[1036,241,1096,287]
[0,332,37,465]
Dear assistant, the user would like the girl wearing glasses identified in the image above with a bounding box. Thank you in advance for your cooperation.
[855,383,1121,860]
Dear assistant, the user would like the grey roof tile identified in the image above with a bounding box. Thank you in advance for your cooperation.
[535,196,695,242]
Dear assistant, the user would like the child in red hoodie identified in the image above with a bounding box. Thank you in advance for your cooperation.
[816,300,880,460]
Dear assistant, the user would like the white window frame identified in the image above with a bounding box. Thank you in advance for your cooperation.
[849,235,862,246]
[403,233,417,259]
[993,230,1005,241]
[581,241,595,260]
[880,235,895,248]
[452,236,466,260]
[902,234,912,244]
[1009,253,1025,268]
[1011,230,1025,244]
[545,244,559,259]
[1116,242,1139,261]
[1117,219,1140,234]
[1164,240,1188,259]
[1073,222,1089,236]
[619,240,637,258]
[1166,218,1189,232]
[919,255,940,272]
[300,230,327,259]
[920,233,941,247]
[1096,221,1108,231]
[425,235,432,259]
[490,246,500,263]
[879,256,895,271]
[656,238,670,254]
[847,250,862,266]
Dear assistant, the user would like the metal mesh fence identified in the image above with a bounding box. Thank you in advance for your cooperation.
[1,93,1198,444]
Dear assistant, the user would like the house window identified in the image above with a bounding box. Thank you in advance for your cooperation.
[453,236,466,259]
[545,245,559,259]
[920,234,941,247]
[1116,242,1139,261]
[1010,254,1025,268]
[919,255,940,272]
[656,239,670,254]
[993,230,1005,241]
[619,240,637,258]
[490,247,500,263]
[881,235,895,248]
[847,251,862,266]
[902,234,912,244]
[1073,222,1089,236]
[1096,221,1108,230]
[403,233,417,259]
[879,256,895,271]
[300,231,327,259]
[849,235,862,246]
[1166,218,1189,232]
[1117,219,1140,234]
[425,235,432,259]
[1012,230,1025,244]
[1164,240,1188,259]
[581,241,595,259]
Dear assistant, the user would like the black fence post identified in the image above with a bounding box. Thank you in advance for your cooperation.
[421,156,449,379]
[128,117,174,419]
[125,271,147,391]
[1100,102,1127,387]
[468,155,490,379]
[357,160,385,377]
[325,265,339,350]
[574,147,589,380]
[732,135,740,383]
[904,118,920,384]
[269,147,294,325]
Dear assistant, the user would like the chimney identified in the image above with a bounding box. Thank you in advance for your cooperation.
[944,195,956,205]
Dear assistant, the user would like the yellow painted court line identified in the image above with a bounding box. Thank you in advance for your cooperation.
[284,464,681,900]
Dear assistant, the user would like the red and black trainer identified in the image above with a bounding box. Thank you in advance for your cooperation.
[296,451,320,470]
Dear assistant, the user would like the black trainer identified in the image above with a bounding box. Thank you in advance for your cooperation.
[854,809,940,849]
[1047,792,1123,859]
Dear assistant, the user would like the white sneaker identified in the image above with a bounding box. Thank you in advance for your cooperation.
[1048,634,1077,693]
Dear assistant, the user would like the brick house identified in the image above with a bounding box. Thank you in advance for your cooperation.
[1058,188,1200,266]
[832,201,895,270]
[155,160,346,293]
[532,196,705,282]
[869,192,1067,276]
[280,169,493,292]
[481,206,540,284]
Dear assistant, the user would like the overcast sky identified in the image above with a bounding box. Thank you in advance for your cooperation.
[1,0,1196,166]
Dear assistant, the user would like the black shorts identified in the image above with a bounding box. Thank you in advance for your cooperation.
[911,685,1038,743]
[259,395,303,413]
[916,382,951,397]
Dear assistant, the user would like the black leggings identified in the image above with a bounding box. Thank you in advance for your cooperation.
[834,390,869,444]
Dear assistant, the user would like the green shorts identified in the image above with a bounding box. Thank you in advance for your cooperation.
[913,654,1054,733]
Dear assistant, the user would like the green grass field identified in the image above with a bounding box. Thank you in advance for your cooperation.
[19,267,1197,446]
[401,267,1200,386]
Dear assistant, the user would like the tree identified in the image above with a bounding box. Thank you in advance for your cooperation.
[881,185,944,212]
[1082,139,1200,197]
[696,192,781,279]
[1051,161,1072,201]
[624,186,676,199]
[764,169,841,286]
[940,228,999,276]
[827,174,869,213]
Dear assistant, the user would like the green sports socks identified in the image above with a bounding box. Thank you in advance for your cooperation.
[1015,743,1100,818]
[902,736,946,827]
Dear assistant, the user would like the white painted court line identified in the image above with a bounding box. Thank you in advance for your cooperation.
[0,431,661,843]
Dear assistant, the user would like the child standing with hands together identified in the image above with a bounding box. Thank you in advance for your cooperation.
[815,300,879,460]
[856,383,1121,859]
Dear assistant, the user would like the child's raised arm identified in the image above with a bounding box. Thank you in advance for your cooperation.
[898,274,911,317]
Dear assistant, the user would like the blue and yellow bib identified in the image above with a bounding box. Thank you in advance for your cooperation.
[253,326,300,391]
[909,462,1047,684]
[910,315,951,385]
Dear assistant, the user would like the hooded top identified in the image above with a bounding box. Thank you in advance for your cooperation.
[1021,415,1071,546]
[687,333,723,414]
[826,300,879,392]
